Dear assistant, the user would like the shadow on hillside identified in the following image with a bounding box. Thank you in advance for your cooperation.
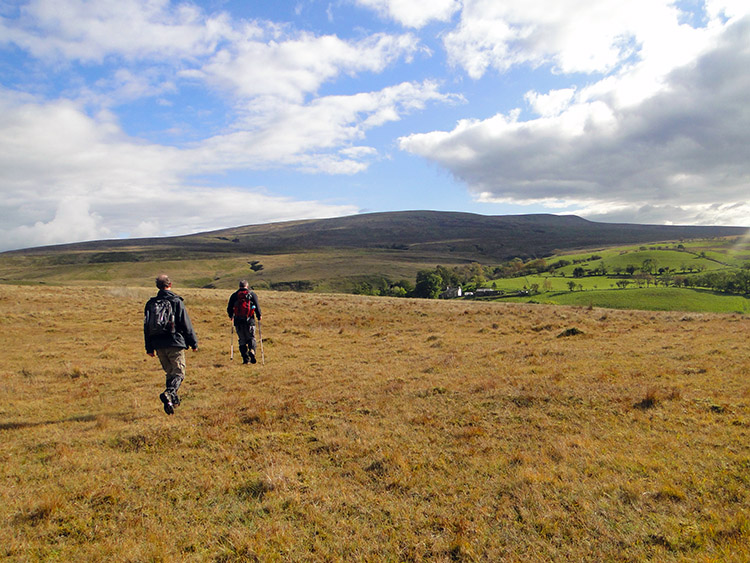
[0,412,141,430]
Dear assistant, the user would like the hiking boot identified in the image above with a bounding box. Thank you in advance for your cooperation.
[250,350,257,364]
[159,391,174,415]
[172,393,181,407]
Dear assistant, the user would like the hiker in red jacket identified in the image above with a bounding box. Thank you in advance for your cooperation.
[227,280,262,364]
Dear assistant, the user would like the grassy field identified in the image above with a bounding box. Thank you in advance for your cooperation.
[551,249,725,277]
[491,286,750,314]
[0,248,438,292]
[543,235,750,279]
[535,288,750,313]
[1,284,749,561]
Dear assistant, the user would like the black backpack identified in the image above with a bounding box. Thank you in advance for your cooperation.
[145,297,176,336]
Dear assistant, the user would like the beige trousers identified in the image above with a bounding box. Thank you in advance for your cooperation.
[156,346,186,393]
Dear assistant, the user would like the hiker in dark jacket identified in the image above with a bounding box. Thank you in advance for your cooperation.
[144,274,198,415]
[227,280,262,364]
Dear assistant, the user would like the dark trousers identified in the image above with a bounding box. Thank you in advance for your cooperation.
[234,320,256,361]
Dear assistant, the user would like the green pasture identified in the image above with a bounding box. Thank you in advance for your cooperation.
[548,235,750,275]
[488,275,608,292]
[499,287,750,314]
[551,249,727,277]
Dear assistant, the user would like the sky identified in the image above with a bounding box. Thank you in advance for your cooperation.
[1,0,749,251]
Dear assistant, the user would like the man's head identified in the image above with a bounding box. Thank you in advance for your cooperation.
[156,274,171,290]
[239,280,249,289]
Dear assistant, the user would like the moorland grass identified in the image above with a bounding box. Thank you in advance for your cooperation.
[1,284,749,561]
[0,249,437,292]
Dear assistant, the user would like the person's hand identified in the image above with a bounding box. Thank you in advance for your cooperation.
[192,347,198,352]
[147,352,155,357]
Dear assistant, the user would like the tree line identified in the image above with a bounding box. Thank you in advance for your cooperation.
[351,258,750,299]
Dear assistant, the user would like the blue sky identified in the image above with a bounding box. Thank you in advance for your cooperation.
[1,0,749,251]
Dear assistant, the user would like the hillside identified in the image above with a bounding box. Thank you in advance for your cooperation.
[0,211,746,289]
[7,211,746,259]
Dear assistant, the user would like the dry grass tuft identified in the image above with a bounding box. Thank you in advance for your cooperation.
[634,387,661,410]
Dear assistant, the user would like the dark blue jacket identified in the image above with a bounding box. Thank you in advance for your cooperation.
[144,289,198,354]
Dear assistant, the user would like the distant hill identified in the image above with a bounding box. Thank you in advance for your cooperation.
[6,211,747,261]
[1,211,746,289]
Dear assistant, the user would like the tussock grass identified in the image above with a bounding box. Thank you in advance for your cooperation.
[1,284,749,561]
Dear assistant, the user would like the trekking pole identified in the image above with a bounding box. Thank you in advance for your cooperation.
[230,321,234,361]
[258,319,265,365]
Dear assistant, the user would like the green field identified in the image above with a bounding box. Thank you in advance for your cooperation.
[468,235,750,313]
[502,287,750,314]
[549,248,729,277]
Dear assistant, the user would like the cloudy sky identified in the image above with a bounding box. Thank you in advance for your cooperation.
[1,0,749,251]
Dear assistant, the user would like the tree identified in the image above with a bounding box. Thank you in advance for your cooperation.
[435,265,460,288]
[414,271,443,299]
[383,279,412,297]
[385,286,408,298]
[467,262,486,287]
[641,258,656,274]
[567,281,577,291]
[524,259,547,274]
[734,270,750,294]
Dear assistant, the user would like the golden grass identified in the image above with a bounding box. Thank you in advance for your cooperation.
[0,248,439,291]
[1,284,749,561]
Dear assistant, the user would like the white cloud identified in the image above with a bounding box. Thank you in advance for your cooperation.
[443,0,697,78]
[0,91,359,251]
[574,202,750,227]
[193,80,460,174]
[401,13,750,225]
[524,87,576,118]
[706,0,749,20]
[183,28,420,103]
[0,186,359,251]
[0,0,229,62]
[353,0,461,29]
[5,197,109,250]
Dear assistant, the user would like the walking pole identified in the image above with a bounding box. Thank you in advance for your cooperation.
[258,319,265,365]
[230,320,234,361]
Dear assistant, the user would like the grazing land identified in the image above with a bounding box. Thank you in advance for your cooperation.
[1,284,749,561]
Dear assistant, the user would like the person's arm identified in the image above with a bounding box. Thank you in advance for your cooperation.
[251,291,261,320]
[226,292,236,319]
[177,299,198,350]
[144,300,155,355]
